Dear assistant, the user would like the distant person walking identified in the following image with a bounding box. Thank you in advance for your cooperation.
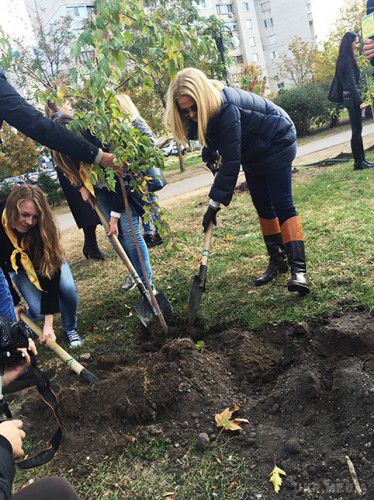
[331,32,374,170]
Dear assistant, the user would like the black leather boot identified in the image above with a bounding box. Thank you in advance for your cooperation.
[83,225,106,260]
[284,241,310,296]
[354,158,373,170]
[255,225,288,287]
[281,216,310,296]
[362,158,374,168]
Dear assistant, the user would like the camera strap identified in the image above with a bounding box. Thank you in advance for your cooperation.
[1,355,62,470]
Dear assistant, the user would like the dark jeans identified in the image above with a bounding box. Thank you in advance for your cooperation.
[13,477,80,499]
[245,164,297,227]
[345,98,364,161]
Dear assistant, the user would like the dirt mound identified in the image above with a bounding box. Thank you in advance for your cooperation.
[20,310,374,497]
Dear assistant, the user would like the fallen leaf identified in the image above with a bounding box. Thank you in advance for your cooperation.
[163,492,175,499]
[228,481,237,490]
[269,465,286,494]
[215,405,249,431]
[225,233,233,241]
[247,290,257,295]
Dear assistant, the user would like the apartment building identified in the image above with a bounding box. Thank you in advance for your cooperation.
[198,0,316,91]
[25,0,316,92]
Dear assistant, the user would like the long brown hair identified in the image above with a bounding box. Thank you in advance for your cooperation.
[5,185,64,277]
[45,100,82,186]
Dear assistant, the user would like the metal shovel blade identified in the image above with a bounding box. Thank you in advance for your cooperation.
[135,291,174,328]
[187,274,204,325]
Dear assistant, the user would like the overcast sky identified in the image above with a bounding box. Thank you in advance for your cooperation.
[0,0,349,46]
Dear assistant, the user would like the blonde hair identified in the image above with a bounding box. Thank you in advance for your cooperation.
[165,68,224,146]
[6,185,64,278]
[45,101,81,187]
[116,94,141,121]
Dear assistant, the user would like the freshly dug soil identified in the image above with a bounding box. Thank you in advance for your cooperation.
[19,310,374,498]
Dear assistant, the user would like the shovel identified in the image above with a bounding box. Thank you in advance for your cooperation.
[187,223,214,325]
[93,202,173,329]
[20,313,98,384]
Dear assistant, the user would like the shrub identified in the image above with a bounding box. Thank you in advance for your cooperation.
[274,84,336,136]
[37,172,65,206]
[0,181,12,204]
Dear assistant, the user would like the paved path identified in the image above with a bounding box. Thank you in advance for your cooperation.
[57,122,374,231]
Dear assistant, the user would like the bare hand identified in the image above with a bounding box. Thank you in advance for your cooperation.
[79,186,95,209]
[363,38,374,60]
[2,340,37,389]
[106,216,119,237]
[360,103,366,110]
[14,304,26,322]
[100,152,115,170]
[0,420,26,458]
[39,323,56,344]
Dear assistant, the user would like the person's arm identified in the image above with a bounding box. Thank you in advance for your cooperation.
[0,73,101,164]
[202,147,219,164]
[39,314,56,344]
[338,64,363,105]
[0,434,15,500]
[37,271,61,316]
[208,104,241,206]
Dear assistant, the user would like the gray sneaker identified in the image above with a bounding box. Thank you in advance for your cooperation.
[64,330,83,349]
[122,276,136,291]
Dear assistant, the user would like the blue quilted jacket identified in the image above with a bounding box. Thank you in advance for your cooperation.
[203,87,297,206]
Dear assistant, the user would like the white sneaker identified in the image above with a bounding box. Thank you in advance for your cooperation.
[64,330,84,349]
[122,276,136,291]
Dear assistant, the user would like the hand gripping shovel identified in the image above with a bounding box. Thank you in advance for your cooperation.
[187,223,214,325]
[20,313,98,384]
[93,202,172,330]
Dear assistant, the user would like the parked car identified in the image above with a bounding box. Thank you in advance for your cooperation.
[161,140,187,157]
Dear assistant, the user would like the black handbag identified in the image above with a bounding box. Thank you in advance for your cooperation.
[328,74,343,104]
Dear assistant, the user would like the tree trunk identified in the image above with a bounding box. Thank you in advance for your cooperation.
[176,141,185,172]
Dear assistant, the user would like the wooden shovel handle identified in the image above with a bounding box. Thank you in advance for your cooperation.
[20,313,87,377]
[201,223,214,267]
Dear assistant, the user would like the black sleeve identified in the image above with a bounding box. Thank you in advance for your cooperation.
[109,185,125,214]
[338,64,363,104]
[4,271,20,307]
[0,74,99,163]
[0,436,15,500]
[202,147,219,163]
[38,271,61,315]
[209,104,241,206]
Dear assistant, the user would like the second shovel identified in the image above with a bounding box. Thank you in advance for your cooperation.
[187,223,214,325]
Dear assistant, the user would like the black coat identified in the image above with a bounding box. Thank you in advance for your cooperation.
[0,207,61,315]
[56,168,99,229]
[0,436,14,500]
[0,70,99,163]
[201,87,297,206]
[336,59,362,106]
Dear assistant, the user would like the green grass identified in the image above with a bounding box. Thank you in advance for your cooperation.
[15,155,374,498]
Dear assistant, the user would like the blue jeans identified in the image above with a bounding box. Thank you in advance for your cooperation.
[9,262,78,331]
[95,188,153,286]
[0,268,16,321]
[142,192,161,235]
[245,164,297,226]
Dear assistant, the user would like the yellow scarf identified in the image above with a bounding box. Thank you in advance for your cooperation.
[79,164,97,196]
[1,210,43,291]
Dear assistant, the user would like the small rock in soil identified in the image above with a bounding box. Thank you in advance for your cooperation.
[284,437,302,455]
[196,433,210,451]
[78,353,91,361]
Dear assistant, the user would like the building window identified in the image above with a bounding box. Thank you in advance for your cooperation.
[216,4,233,15]
[246,19,253,29]
[266,34,277,45]
[243,2,249,10]
[248,37,256,47]
[277,82,285,89]
[200,0,208,7]
[264,18,273,28]
[269,50,277,59]
[261,1,271,13]
[235,55,244,64]
[67,6,80,17]
[225,22,238,31]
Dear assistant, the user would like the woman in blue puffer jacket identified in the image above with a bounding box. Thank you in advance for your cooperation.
[165,67,309,296]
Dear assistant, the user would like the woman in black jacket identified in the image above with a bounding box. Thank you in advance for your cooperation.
[335,32,373,170]
[165,68,309,295]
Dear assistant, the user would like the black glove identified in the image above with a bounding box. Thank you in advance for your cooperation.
[202,205,220,232]
[206,161,220,176]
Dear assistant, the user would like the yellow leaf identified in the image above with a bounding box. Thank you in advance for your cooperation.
[215,405,248,432]
[225,233,233,241]
[163,493,175,499]
[269,465,286,494]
